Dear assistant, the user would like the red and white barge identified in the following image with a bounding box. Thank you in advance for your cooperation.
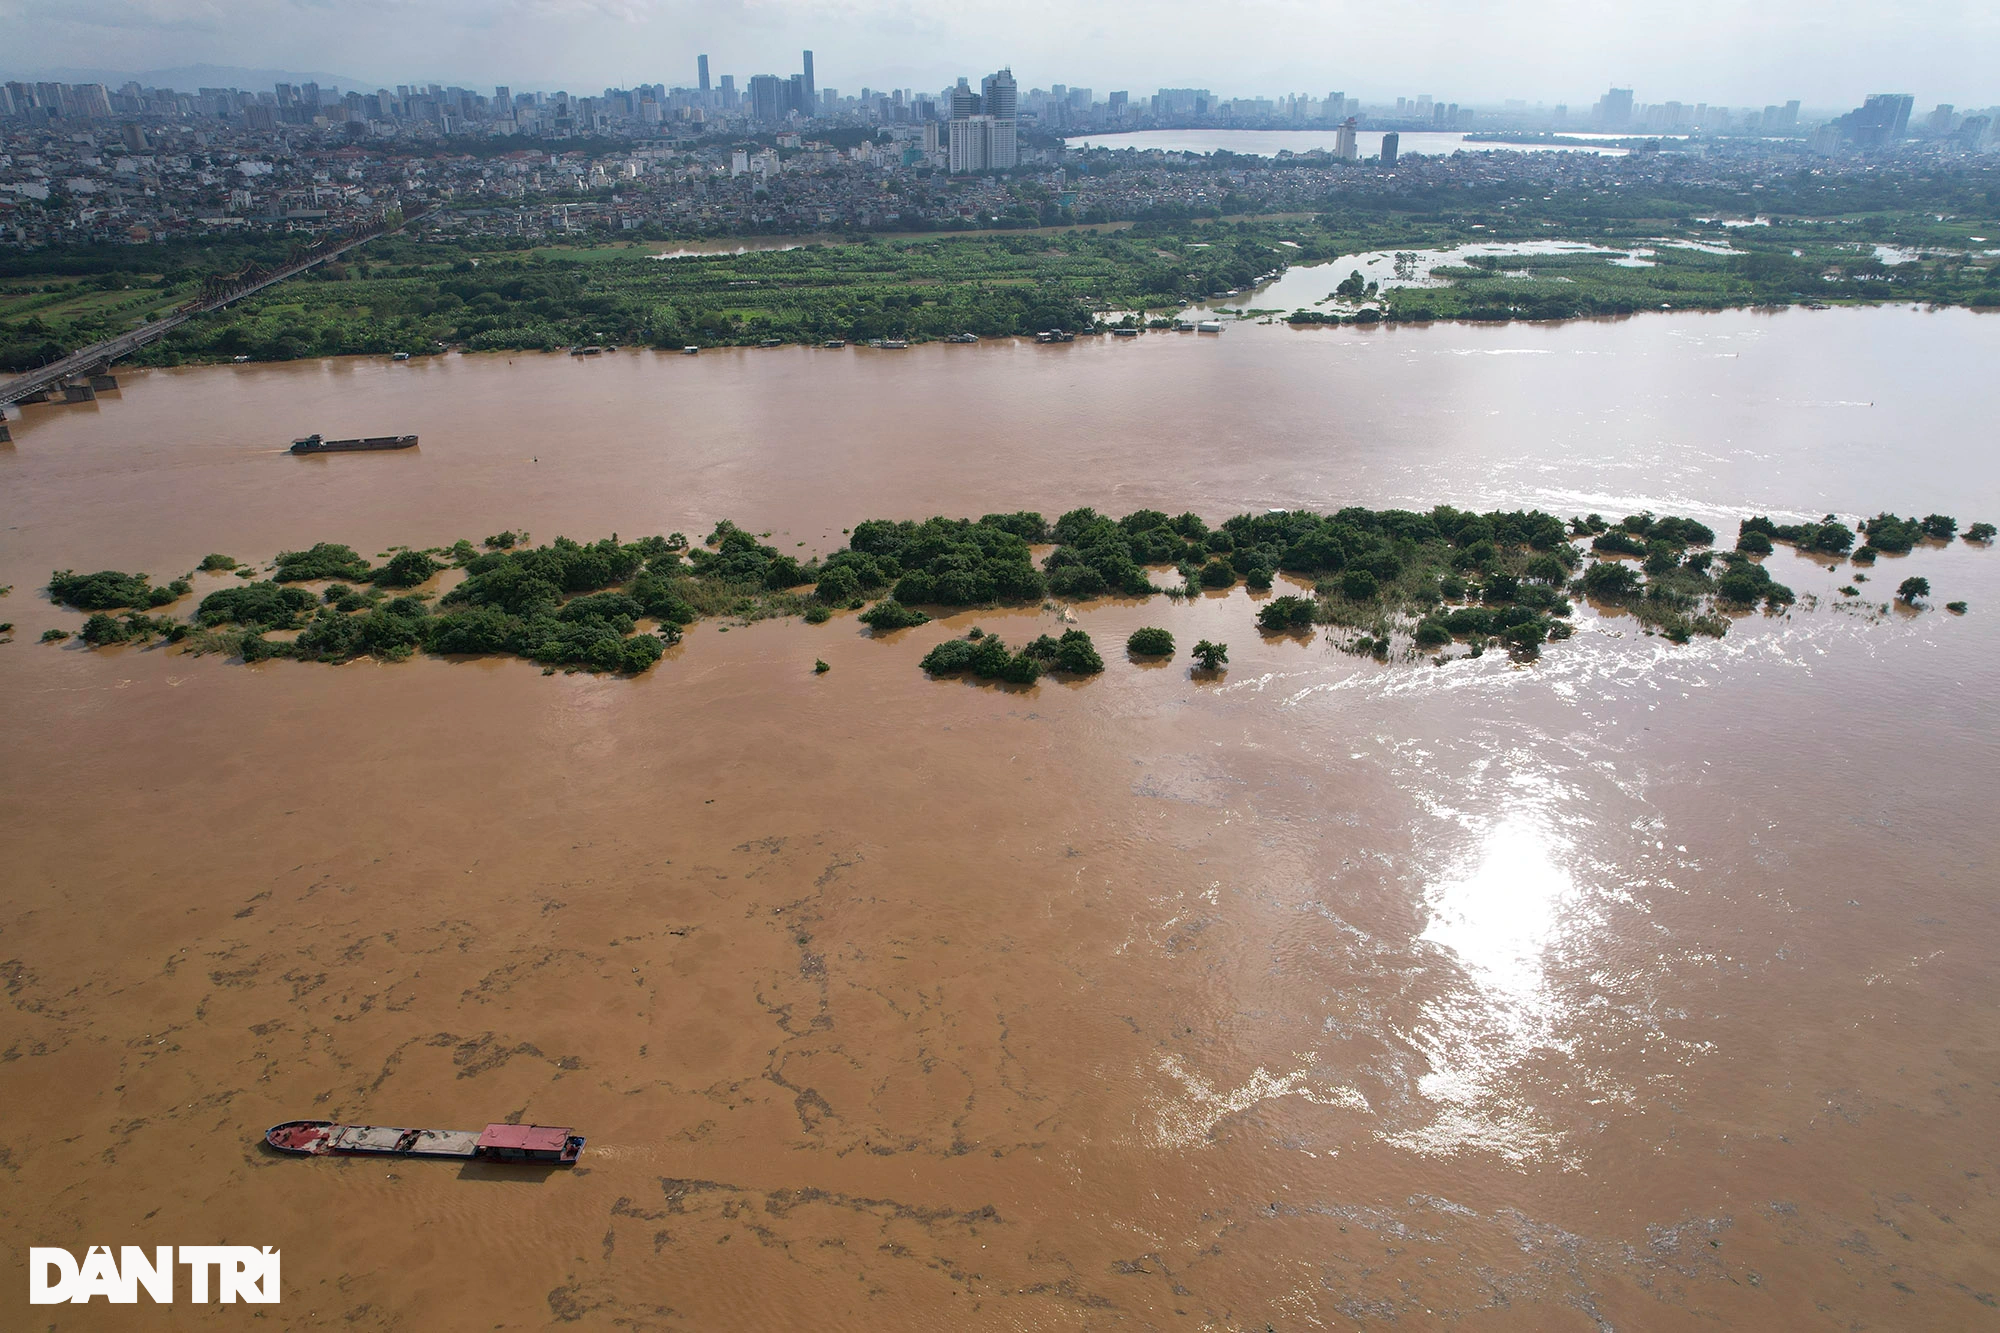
[265,1120,584,1164]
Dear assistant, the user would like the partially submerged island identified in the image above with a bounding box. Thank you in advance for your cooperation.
[37,502,1987,678]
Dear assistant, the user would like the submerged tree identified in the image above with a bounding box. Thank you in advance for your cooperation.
[1256,595,1316,633]
[1053,628,1104,674]
[1191,639,1228,671]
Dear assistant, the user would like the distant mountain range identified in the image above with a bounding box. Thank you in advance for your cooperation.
[6,63,379,94]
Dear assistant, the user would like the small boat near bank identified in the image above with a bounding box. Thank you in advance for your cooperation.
[265,1120,585,1164]
[290,433,417,455]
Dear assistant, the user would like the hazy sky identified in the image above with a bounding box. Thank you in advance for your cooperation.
[6,0,1996,108]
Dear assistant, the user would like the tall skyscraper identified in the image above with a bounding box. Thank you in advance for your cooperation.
[950,78,980,119]
[1836,92,1915,147]
[984,68,1017,167]
[1335,117,1357,161]
[748,74,782,123]
[719,74,736,109]
[980,68,1017,123]
[948,69,1017,172]
[1596,87,1634,129]
[698,55,710,94]
[949,115,992,172]
[1380,131,1399,166]
[1871,93,1913,138]
[802,51,815,110]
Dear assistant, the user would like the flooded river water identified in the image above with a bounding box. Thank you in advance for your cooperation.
[3,308,1998,1329]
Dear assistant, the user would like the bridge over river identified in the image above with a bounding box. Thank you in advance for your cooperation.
[0,210,424,439]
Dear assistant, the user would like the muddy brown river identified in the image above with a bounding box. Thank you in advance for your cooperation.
[3,308,1998,1330]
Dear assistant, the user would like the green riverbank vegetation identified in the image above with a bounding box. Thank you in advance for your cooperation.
[8,170,2000,370]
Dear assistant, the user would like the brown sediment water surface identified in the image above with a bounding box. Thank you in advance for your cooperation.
[2,308,1998,1330]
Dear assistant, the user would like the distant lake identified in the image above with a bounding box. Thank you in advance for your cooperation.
[1064,129,1628,158]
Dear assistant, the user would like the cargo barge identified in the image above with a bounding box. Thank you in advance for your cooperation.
[265,1120,584,1164]
[290,433,418,454]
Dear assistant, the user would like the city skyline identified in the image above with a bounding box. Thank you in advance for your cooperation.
[13,67,1982,150]
[6,0,1999,109]
[5,63,1985,134]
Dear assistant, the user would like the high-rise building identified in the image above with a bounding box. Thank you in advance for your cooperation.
[748,74,782,123]
[698,56,710,94]
[1152,88,1210,118]
[991,115,1017,169]
[950,115,993,171]
[75,83,113,118]
[719,74,737,109]
[802,51,815,111]
[1596,87,1634,129]
[1335,117,1357,161]
[980,68,1017,123]
[1835,92,1915,147]
[1108,90,1128,118]
[948,69,1017,171]
[950,77,980,120]
[1380,131,1399,166]
[1873,92,1914,138]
